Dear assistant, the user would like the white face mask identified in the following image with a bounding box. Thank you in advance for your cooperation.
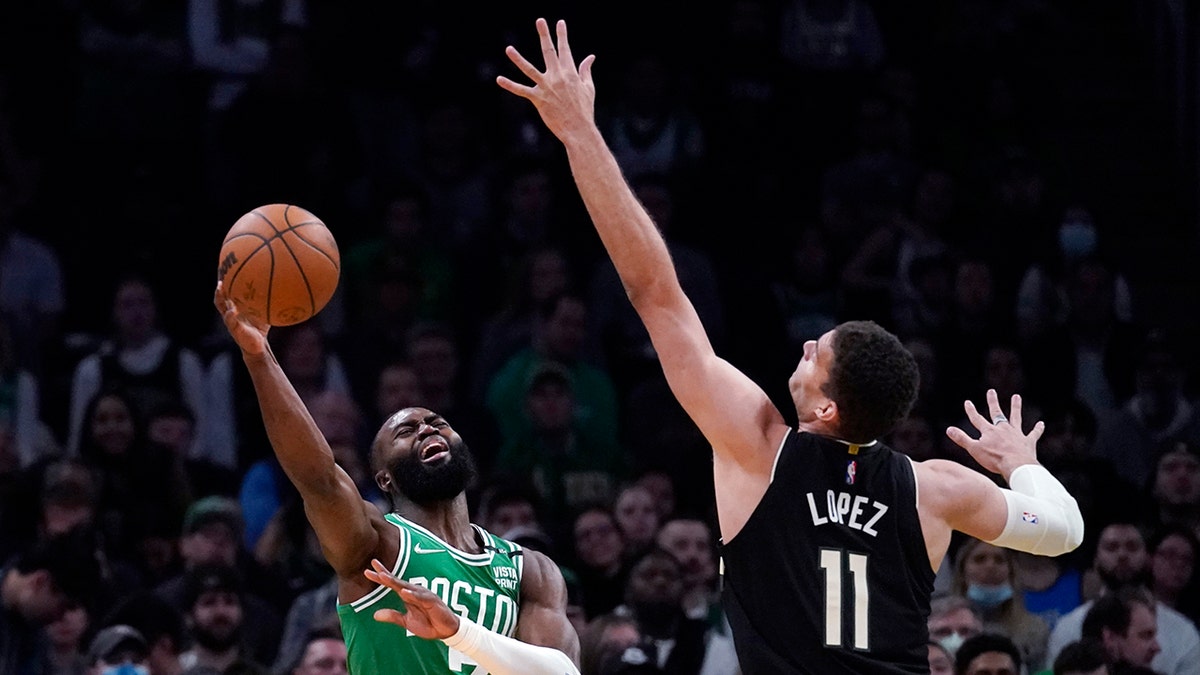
[938,631,966,655]
[100,664,149,675]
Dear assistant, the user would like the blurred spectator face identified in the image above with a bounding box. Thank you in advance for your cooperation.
[508,169,553,222]
[1151,532,1196,598]
[377,363,422,418]
[927,606,982,649]
[293,637,348,675]
[1094,524,1148,588]
[180,523,238,568]
[278,325,326,381]
[526,377,574,433]
[615,487,660,552]
[790,226,832,290]
[636,471,677,521]
[528,249,569,305]
[113,279,157,343]
[147,411,193,452]
[625,551,684,609]
[45,604,88,652]
[1057,207,1098,261]
[914,170,954,227]
[542,297,588,359]
[1068,260,1115,330]
[891,415,936,462]
[963,541,1011,587]
[574,510,624,571]
[486,499,537,536]
[1104,602,1159,667]
[409,334,458,390]
[189,591,243,651]
[16,570,69,623]
[42,501,95,537]
[983,347,1024,400]
[1039,407,1095,464]
[1135,350,1184,413]
[384,197,424,242]
[655,519,715,590]
[89,394,137,458]
[927,642,953,675]
[1154,449,1200,506]
[962,650,1018,675]
[954,260,993,315]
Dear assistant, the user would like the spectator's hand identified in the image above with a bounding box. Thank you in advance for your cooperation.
[496,18,597,144]
[365,558,460,640]
[945,389,1042,478]
[214,282,269,357]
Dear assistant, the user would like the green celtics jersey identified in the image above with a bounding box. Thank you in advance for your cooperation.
[338,514,524,675]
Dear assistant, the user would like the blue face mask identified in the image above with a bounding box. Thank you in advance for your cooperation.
[1058,219,1097,260]
[967,582,1014,609]
[101,664,149,675]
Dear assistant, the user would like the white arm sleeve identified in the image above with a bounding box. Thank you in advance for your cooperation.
[442,617,579,675]
[988,464,1085,557]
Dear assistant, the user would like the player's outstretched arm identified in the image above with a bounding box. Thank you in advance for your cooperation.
[366,557,581,675]
[923,389,1084,557]
[214,284,379,575]
[497,18,785,465]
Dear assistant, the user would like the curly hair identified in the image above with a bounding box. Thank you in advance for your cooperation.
[822,321,919,444]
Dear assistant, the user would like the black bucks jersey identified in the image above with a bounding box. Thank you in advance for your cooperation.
[721,429,935,674]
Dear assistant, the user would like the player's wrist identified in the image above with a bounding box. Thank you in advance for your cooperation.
[999,458,1040,482]
[441,615,470,649]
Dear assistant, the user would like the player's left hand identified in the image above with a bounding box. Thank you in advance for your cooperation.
[365,558,460,640]
[946,389,1043,478]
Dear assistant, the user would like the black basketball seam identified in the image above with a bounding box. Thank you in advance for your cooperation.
[289,224,341,269]
[279,205,317,318]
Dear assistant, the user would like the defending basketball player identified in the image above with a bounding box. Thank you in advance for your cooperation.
[499,19,1082,673]
[213,284,580,674]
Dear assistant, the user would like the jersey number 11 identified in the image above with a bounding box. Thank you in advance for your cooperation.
[819,548,870,650]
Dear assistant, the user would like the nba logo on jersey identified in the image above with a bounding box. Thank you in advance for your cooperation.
[845,460,857,485]
[1022,511,1039,524]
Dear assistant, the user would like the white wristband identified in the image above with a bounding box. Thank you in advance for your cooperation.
[442,617,579,675]
[988,464,1085,557]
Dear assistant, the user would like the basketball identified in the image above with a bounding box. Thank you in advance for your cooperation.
[217,203,340,327]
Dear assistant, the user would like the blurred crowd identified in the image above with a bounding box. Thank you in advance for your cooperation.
[0,1,1198,674]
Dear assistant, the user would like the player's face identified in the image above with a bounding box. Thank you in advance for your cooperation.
[963,651,1017,675]
[1112,603,1160,666]
[376,408,477,505]
[789,329,834,424]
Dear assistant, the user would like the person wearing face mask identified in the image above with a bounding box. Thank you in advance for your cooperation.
[86,624,151,675]
[928,595,985,658]
[1014,205,1134,344]
[952,538,1050,671]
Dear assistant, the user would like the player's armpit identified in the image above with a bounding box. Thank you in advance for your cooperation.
[513,549,581,664]
[302,491,383,577]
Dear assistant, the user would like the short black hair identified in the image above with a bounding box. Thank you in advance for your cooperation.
[99,590,187,653]
[1052,638,1109,674]
[824,321,919,443]
[954,633,1022,675]
[182,563,244,611]
[1082,586,1155,640]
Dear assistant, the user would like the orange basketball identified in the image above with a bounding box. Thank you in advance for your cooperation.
[217,204,340,327]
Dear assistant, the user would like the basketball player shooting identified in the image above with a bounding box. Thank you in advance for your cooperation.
[213,284,580,674]
[498,19,1083,673]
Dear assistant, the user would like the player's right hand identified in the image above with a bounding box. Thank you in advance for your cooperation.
[945,389,1043,478]
[214,282,269,356]
[365,558,460,640]
[496,18,597,144]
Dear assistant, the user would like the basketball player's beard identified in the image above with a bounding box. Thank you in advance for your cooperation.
[388,437,478,506]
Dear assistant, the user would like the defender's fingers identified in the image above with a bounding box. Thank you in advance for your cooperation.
[504,45,544,84]
[963,399,989,431]
[1027,420,1045,444]
[985,389,1004,421]
[496,76,536,99]
[536,18,557,67]
[579,54,596,84]
[946,425,978,451]
[373,608,408,626]
[555,19,574,66]
[1008,394,1024,430]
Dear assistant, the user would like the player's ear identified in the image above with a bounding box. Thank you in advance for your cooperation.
[375,470,391,494]
[816,399,838,423]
